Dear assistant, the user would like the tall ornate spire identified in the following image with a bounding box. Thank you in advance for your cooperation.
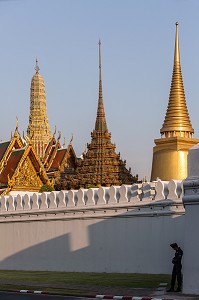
[151,22,199,182]
[95,40,108,133]
[160,22,194,138]
[27,61,52,157]
[71,41,137,188]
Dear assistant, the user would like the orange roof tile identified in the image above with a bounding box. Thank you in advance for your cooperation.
[0,141,10,161]
[49,149,67,170]
[0,149,25,184]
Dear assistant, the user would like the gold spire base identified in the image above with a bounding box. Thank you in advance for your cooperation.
[150,137,199,181]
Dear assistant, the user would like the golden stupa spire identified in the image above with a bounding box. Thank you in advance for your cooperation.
[95,39,108,133]
[160,22,194,138]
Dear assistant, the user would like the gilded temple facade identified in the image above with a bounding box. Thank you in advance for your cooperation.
[151,23,199,181]
[72,41,137,188]
[0,128,50,196]
[27,60,52,158]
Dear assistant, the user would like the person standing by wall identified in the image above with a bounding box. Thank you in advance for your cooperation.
[167,243,183,292]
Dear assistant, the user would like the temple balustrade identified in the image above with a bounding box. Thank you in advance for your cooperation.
[0,179,184,220]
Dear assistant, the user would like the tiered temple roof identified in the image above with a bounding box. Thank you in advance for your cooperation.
[73,41,137,187]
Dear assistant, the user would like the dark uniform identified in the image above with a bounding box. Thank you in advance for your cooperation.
[170,243,183,292]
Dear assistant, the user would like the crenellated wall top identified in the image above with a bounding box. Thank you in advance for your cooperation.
[0,179,184,221]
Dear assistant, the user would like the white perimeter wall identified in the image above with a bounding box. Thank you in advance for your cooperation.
[0,180,185,274]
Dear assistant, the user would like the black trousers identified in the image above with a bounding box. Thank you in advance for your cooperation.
[171,265,182,289]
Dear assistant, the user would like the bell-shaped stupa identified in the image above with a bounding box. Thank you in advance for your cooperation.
[151,23,199,181]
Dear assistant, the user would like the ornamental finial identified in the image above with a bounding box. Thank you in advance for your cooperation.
[14,116,19,137]
[35,58,40,73]
[16,116,18,132]
[174,21,180,63]
[62,137,66,148]
[70,133,74,145]
[58,131,61,140]
[98,39,102,80]
[53,125,57,137]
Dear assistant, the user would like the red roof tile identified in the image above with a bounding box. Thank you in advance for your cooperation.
[0,149,25,184]
[49,149,67,170]
[0,141,10,161]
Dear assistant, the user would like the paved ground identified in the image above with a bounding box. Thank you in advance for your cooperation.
[0,280,198,300]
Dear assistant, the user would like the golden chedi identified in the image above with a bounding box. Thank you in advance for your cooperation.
[27,60,52,158]
[151,22,199,181]
[75,41,137,187]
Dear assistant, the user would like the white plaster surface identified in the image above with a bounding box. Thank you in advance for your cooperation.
[183,204,199,294]
[187,143,199,177]
[0,210,185,273]
[182,170,199,294]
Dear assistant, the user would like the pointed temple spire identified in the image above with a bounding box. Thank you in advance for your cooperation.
[174,22,180,63]
[66,41,138,188]
[151,22,199,182]
[95,40,108,133]
[35,58,40,74]
[27,61,52,157]
[160,22,194,138]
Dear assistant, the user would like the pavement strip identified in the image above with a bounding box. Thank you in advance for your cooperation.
[17,290,174,300]
[154,283,167,296]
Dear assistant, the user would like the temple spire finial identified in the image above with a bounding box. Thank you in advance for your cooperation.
[58,131,61,141]
[70,133,74,145]
[35,58,40,73]
[53,125,57,137]
[174,21,180,63]
[99,39,102,82]
[14,116,19,137]
[98,39,103,102]
[95,40,108,133]
[62,137,66,148]
[15,116,18,132]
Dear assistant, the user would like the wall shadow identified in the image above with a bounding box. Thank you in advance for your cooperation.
[0,208,185,274]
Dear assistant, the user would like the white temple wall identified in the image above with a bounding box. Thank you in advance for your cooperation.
[0,212,184,273]
[0,181,185,274]
[182,144,199,294]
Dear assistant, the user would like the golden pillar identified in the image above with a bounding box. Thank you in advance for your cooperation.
[151,23,199,181]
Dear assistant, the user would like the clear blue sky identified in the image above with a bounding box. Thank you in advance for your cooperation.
[0,0,199,180]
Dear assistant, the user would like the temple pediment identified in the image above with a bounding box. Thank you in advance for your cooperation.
[0,134,50,196]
